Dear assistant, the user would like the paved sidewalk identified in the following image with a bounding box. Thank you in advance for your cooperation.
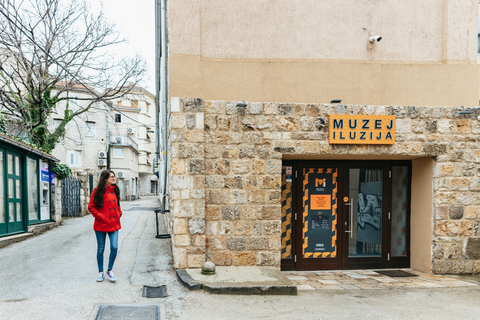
[283,269,479,291]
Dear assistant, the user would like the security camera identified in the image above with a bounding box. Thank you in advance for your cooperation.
[369,35,382,43]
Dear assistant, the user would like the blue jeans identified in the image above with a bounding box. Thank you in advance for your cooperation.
[95,230,118,272]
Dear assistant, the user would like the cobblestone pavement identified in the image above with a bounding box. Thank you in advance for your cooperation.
[283,269,479,291]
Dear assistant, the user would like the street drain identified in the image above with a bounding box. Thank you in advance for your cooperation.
[96,305,159,320]
[143,285,167,298]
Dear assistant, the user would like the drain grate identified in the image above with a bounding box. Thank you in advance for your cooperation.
[375,270,418,277]
[143,285,167,298]
[96,305,159,320]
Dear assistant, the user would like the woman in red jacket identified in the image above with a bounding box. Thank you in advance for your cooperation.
[88,170,122,283]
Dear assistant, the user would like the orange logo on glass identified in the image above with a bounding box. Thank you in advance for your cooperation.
[311,195,331,210]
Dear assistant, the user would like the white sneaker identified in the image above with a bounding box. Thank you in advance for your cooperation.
[96,272,104,282]
[106,270,117,282]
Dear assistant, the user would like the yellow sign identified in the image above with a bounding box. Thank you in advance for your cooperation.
[329,115,396,145]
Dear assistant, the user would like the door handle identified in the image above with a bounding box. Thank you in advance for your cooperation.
[345,197,353,238]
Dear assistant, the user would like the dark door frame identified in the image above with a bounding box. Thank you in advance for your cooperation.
[281,159,411,271]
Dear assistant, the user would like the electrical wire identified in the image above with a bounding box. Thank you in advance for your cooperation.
[0,4,152,126]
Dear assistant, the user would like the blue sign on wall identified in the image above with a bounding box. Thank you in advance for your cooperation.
[41,170,50,182]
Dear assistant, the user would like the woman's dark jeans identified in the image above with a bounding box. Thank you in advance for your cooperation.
[95,230,118,272]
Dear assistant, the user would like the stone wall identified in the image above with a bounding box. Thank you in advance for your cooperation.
[168,97,480,274]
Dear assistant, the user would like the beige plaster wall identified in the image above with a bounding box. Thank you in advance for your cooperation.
[168,0,480,107]
[411,158,433,273]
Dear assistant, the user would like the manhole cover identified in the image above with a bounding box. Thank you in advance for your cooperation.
[96,305,159,320]
[143,285,167,298]
[375,270,418,277]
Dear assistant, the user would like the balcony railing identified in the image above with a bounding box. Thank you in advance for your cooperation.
[109,133,138,152]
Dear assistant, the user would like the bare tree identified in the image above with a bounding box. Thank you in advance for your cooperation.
[0,0,146,152]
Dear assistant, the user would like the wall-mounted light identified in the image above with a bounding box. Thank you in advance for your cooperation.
[236,103,247,108]
[330,100,342,104]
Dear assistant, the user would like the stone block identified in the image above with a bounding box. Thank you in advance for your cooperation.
[222,145,239,158]
[205,176,225,189]
[278,104,293,115]
[466,238,480,259]
[225,176,244,189]
[299,116,315,131]
[432,260,453,274]
[436,163,453,177]
[460,221,474,236]
[217,115,230,131]
[252,159,266,175]
[227,237,246,250]
[267,236,281,250]
[188,217,205,234]
[256,116,275,131]
[206,205,222,221]
[173,218,187,235]
[464,206,480,219]
[187,114,195,129]
[219,221,235,235]
[172,159,186,175]
[244,132,263,144]
[211,251,233,266]
[205,221,218,236]
[294,104,306,115]
[174,234,191,247]
[241,205,262,220]
[267,159,282,175]
[187,254,205,268]
[263,221,281,235]
[253,221,263,235]
[245,176,259,189]
[407,106,419,118]
[207,236,226,250]
[437,119,454,134]
[175,200,195,217]
[188,159,205,175]
[387,106,406,118]
[171,113,186,129]
[229,131,243,144]
[248,190,265,204]
[222,205,241,220]
[435,206,448,220]
[443,243,462,260]
[234,252,256,266]
[205,100,226,114]
[184,130,205,143]
[256,145,271,159]
[306,104,320,116]
[191,189,206,200]
[256,251,281,267]
[456,192,477,206]
[247,237,268,250]
[249,102,263,114]
[262,205,281,220]
[432,242,444,259]
[234,221,254,235]
[213,159,230,175]
[448,206,464,219]
[206,190,228,205]
[173,247,187,269]
[182,98,204,112]
[239,146,256,158]
[180,190,190,200]
[266,190,281,204]
[231,160,251,174]
[194,235,206,247]
[276,117,297,131]
[230,190,247,204]
[176,143,204,158]
[454,120,471,134]
[263,175,281,189]
[204,115,217,131]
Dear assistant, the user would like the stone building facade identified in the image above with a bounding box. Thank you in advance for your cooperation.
[167,97,480,274]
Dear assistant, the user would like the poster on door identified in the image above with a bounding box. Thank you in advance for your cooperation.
[302,167,337,258]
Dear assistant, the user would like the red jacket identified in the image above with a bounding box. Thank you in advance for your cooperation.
[88,185,122,232]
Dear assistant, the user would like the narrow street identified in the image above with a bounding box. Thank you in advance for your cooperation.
[2,196,480,320]
[0,196,186,320]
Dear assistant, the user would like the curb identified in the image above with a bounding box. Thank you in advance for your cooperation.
[176,269,297,295]
[176,269,202,291]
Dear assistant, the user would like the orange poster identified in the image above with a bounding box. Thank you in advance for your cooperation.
[310,195,331,210]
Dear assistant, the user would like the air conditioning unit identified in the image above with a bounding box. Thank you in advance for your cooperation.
[114,136,123,144]
[98,159,107,167]
[127,128,135,134]
[117,171,125,179]
[98,151,107,159]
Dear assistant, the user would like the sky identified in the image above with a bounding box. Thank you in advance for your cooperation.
[100,0,156,94]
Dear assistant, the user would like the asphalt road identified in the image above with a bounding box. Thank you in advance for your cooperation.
[0,196,185,320]
[2,196,480,320]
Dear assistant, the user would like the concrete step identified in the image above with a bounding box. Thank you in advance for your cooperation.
[0,232,34,249]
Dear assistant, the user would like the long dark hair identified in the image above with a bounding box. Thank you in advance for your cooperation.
[93,170,120,208]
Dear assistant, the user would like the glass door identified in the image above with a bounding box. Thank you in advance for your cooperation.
[342,163,388,269]
[6,150,24,234]
[0,150,5,236]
